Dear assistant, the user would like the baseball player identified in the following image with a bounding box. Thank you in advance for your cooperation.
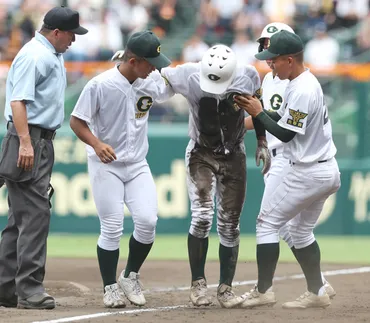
[161,46,270,308]
[112,44,271,308]
[70,30,174,308]
[244,22,336,299]
[235,30,341,309]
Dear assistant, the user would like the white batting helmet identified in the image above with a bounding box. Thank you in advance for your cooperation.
[200,44,237,95]
[257,22,295,42]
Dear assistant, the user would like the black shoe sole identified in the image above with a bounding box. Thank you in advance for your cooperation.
[0,302,17,308]
[17,301,56,310]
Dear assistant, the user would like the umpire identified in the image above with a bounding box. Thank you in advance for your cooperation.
[0,7,87,309]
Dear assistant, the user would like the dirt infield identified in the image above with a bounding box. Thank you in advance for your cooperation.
[1,259,369,323]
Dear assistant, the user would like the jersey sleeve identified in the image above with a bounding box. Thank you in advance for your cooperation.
[71,80,99,124]
[160,62,199,96]
[148,70,175,103]
[227,65,261,96]
[10,54,41,103]
[277,90,310,135]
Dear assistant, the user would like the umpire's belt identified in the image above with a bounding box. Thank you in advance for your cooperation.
[7,122,56,140]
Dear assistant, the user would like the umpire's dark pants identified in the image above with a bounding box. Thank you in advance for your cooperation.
[0,123,55,300]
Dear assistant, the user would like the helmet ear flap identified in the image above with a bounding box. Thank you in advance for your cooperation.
[258,40,265,53]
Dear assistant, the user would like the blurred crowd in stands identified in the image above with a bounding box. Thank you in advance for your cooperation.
[0,0,369,122]
[0,0,370,66]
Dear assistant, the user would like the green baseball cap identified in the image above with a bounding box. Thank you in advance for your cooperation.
[126,30,171,69]
[255,30,304,60]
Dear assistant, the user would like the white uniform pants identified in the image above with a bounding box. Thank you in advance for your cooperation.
[88,156,158,250]
[257,158,341,249]
[261,150,293,247]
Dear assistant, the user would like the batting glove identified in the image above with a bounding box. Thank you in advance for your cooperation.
[256,139,271,175]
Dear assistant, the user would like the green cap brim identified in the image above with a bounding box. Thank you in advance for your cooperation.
[255,50,280,60]
[146,53,171,70]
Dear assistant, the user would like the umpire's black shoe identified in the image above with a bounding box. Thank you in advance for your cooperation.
[0,295,18,308]
[17,292,55,310]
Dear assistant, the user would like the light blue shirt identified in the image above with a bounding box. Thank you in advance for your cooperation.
[4,32,67,130]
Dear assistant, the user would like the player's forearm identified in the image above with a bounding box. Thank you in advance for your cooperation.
[252,116,266,140]
[264,110,282,122]
[256,111,296,143]
[244,116,254,130]
[10,101,30,137]
[70,116,100,149]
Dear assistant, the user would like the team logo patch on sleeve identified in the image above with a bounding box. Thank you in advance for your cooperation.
[287,109,308,128]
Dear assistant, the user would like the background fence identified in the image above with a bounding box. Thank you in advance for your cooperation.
[0,125,369,235]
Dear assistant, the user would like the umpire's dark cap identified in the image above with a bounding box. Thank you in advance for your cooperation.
[43,6,88,35]
[126,30,171,69]
[255,30,303,60]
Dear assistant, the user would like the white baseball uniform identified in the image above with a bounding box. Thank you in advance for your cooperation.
[161,63,261,247]
[259,72,292,246]
[71,66,174,250]
[257,69,341,249]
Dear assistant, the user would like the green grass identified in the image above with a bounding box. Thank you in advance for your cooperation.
[48,234,370,265]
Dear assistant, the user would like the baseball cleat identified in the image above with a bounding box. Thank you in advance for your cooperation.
[104,283,126,308]
[190,278,212,306]
[282,290,331,309]
[323,280,336,299]
[217,284,245,308]
[240,285,277,308]
[118,271,146,306]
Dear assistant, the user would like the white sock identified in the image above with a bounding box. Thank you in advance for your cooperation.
[318,285,326,296]
[321,272,326,284]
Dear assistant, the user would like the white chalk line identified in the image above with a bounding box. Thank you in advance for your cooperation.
[145,266,370,293]
[32,266,370,323]
[32,305,187,323]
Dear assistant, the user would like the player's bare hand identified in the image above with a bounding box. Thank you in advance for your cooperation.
[234,94,263,117]
[18,135,34,171]
[94,142,117,163]
[111,50,125,61]
[256,139,271,175]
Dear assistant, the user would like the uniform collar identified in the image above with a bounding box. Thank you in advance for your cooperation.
[114,64,141,87]
[35,31,58,54]
[290,68,310,84]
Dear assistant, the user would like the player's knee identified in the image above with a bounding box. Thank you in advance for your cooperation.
[217,214,241,247]
[290,227,315,249]
[279,225,293,248]
[281,232,293,248]
[98,229,122,250]
[218,227,240,247]
[291,234,315,249]
[142,215,158,230]
[189,217,213,239]
[256,218,280,244]
[98,214,123,250]
[133,230,156,244]
[134,215,158,244]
